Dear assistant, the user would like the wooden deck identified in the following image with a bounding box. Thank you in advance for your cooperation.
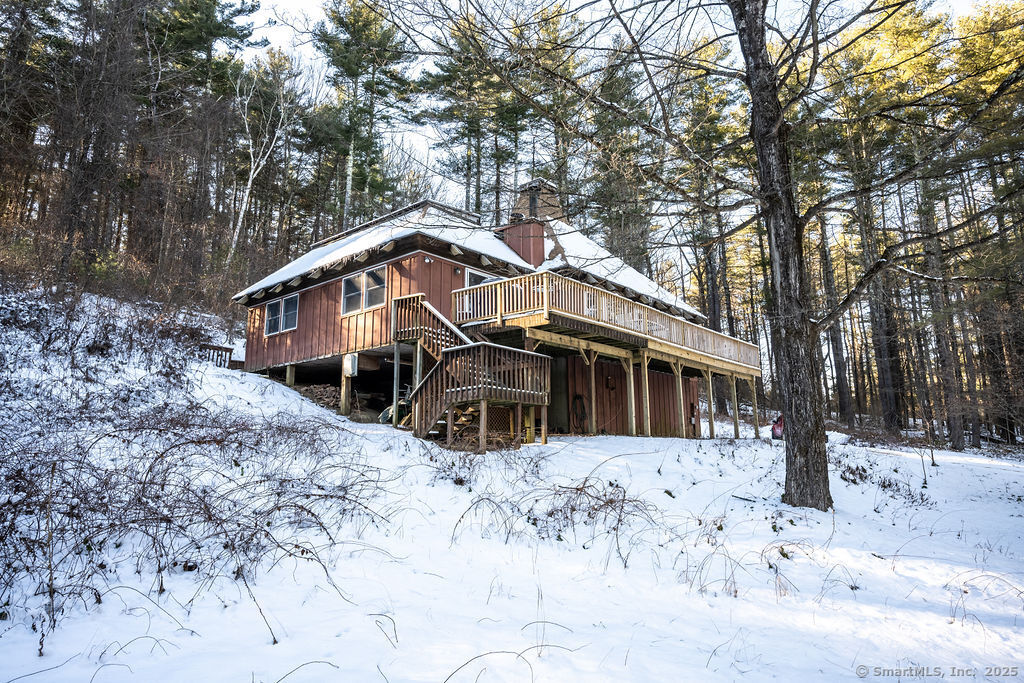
[451,272,761,376]
[410,343,550,439]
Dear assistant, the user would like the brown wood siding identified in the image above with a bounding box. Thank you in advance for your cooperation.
[243,250,505,371]
[406,252,463,319]
[565,356,698,436]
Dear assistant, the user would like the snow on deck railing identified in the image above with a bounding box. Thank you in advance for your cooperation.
[452,272,760,371]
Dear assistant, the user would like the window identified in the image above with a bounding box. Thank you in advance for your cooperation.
[343,274,362,314]
[342,265,388,315]
[466,269,489,288]
[265,294,299,336]
[364,266,386,308]
[265,300,281,335]
[281,294,298,331]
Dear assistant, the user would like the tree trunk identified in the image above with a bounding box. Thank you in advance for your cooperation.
[342,77,359,231]
[818,221,854,428]
[726,0,831,510]
[918,175,965,450]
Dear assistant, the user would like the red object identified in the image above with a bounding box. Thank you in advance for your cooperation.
[771,414,784,440]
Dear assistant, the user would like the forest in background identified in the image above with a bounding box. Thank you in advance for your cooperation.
[1,0,1022,461]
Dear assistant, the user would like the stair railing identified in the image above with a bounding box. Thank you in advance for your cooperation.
[392,293,470,360]
[408,342,551,438]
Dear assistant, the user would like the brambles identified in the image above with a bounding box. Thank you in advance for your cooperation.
[0,288,383,651]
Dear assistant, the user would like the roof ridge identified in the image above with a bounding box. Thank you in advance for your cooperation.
[309,199,481,249]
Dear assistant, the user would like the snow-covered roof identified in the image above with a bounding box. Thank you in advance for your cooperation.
[235,200,704,321]
[234,201,532,300]
[538,219,705,321]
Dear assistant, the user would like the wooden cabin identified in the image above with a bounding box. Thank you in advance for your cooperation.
[233,180,762,449]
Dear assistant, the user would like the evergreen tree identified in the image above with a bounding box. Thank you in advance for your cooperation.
[588,36,654,273]
[315,0,410,229]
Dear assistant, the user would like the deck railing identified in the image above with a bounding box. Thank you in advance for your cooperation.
[451,271,760,371]
[409,342,551,438]
[198,343,234,368]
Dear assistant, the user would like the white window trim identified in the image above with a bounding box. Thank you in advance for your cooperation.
[341,264,388,318]
[265,293,299,337]
[341,273,363,317]
[363,265,387,310]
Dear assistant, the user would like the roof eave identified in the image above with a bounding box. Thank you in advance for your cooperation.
[234,234,526,306]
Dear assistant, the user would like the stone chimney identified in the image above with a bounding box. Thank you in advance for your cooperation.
[512,178,564,223]
[494,179,562,268]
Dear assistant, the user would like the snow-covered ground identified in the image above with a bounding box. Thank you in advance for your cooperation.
[2,294,1023,682]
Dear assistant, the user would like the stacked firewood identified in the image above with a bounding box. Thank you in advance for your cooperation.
[296,384,341,408]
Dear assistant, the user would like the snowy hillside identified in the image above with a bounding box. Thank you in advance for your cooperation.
[1,291,1022,682]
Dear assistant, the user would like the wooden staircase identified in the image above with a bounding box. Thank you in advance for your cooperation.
[392,293,471,361]
[419,403,479,441]
[392,294,551,449]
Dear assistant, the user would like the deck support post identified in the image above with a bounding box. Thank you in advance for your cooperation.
[748,376,761,440]
[671,362,687,438]
[730,374,740,439]
[515,403,523,446]
[704,369,716,439]
[692,386,701,438]
[540,404,548,445]
[392,343,400,427]
[413,341,423,387]
[340,372,351,416]
[413,395,420,434]
[285,365,296,387]
[446,407,454,445]
[526,406,535,444]
[588,350,597,434]
[620,357,637,436]
[640,351,651,436]
[478,400,488,453]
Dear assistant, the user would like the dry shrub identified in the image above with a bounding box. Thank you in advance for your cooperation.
[0,286,384,652]
[453,472,660,568]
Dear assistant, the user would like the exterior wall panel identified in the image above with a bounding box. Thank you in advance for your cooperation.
[243,250,501,372]
[565,356,699,437]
